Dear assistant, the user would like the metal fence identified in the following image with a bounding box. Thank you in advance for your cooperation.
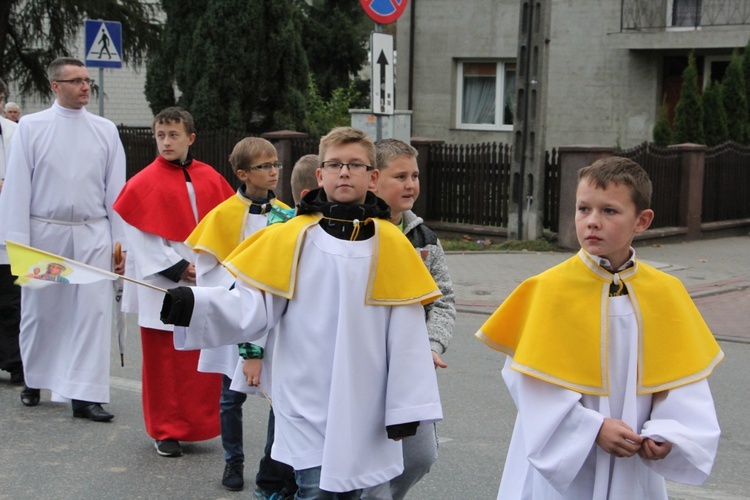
[703,141,750,222]
[621,0,750,31]
[117,126,252,187]
[617,142,682,229]
[426,142,512,228]
[117,126,750,234]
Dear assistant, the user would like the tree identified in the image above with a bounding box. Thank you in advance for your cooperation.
[0,0,160,99]
[304,76,362,137]
[722,50,748,143]
[652,98,672,147]
[300,0,371,101]
[702,81,729,147]
[145,0,309,133]
[672,53,704,145]
[742,38,750,120]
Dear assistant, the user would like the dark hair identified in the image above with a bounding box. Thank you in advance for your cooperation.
[152,107,196,135]
[578,157,652,212]
[0,78,7,96]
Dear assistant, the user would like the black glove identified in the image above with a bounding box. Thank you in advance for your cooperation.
[160,286,195,326]
[386,421,420,440]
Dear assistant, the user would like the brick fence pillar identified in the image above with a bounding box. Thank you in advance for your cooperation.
[557,146,616,249]
[411,137,445,220]
[262,130,309,206]
[668,143,706,240]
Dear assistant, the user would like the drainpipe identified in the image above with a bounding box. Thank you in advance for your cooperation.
[408,0,416,110]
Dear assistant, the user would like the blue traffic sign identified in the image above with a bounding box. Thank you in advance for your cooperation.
[85,20,122,69]
[360,0,408,24]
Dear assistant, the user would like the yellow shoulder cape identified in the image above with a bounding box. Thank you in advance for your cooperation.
[185,191,291,263]
[476,251,723,395]
[223,214,442,306]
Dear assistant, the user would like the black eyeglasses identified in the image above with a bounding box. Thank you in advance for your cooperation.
[321,161,373,172]
[246,162,283,172]
[55,78,95,87]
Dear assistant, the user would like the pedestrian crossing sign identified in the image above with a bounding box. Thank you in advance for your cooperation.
[84,20,122,69]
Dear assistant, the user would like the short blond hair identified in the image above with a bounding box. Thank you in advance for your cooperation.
[319,127,376,168]
[375,138,417,170]
[578,157,652,213]
[291,154,320,203]
[229,137,277,171]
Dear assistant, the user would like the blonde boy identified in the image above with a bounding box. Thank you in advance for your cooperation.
[164,127,443,498]
[477,157,723,499]
[363,139,456,500]
[114,107,234,458]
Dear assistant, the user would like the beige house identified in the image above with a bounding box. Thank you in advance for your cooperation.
[395,0,750,150]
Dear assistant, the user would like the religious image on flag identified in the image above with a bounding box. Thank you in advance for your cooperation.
[5,240,120,288]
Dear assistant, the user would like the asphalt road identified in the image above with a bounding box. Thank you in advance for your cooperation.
[0,310,747,499]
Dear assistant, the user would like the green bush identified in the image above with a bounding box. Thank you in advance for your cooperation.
[722,50,749,143]
[702,81,729,147]
[652,99,672,146]
[673,53,705,145]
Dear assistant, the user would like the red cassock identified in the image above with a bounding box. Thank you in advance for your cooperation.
[114,155,235,441]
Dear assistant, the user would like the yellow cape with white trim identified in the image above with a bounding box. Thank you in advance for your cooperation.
[476,251,723,396]
[223,213,442,306]
[185,191,291,263]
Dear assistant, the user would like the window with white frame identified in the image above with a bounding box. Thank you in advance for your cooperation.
[456,61,516,131]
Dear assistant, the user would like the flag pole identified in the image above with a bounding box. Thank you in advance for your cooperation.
[118,274,166,293]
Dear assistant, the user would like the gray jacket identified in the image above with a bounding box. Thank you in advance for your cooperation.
[402,210,456,354]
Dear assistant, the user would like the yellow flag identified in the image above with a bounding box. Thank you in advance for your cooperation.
[5,240,119,288]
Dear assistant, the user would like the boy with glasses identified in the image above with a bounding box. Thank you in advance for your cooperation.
[184,137,290,491]
[162,127,443,498]
[0,58,125,420]
[113,107,234,457]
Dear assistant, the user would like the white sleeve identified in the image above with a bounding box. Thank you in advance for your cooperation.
[124,223,189,279]
[503,359,604,493]
[194,251,234,288]
[639,379,720,485]
[173,280,285,350]
[384,302,443,426]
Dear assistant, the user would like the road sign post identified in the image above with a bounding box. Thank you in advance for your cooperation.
[84,20,123,117]
[370,32,394,117]
[359,1,408,141]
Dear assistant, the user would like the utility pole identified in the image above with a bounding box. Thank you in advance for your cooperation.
[508,0,551,240]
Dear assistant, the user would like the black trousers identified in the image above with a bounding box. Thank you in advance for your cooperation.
[0,264,21,373]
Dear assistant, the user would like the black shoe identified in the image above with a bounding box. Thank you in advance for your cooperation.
[10,368,24,385]
[73,403,114,422]
[20,386,40,406]
[154,439,183,457]
[222,461,244,491]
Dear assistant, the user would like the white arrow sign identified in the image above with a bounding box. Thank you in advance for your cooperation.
[371,32,394,115]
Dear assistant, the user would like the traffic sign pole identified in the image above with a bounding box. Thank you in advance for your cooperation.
[359,1,407,141]
[98,68,104,117]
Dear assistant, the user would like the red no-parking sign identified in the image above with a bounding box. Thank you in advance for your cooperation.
[360,0,408,24]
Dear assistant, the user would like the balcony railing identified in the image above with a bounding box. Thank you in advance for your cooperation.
[621,0,750,31]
